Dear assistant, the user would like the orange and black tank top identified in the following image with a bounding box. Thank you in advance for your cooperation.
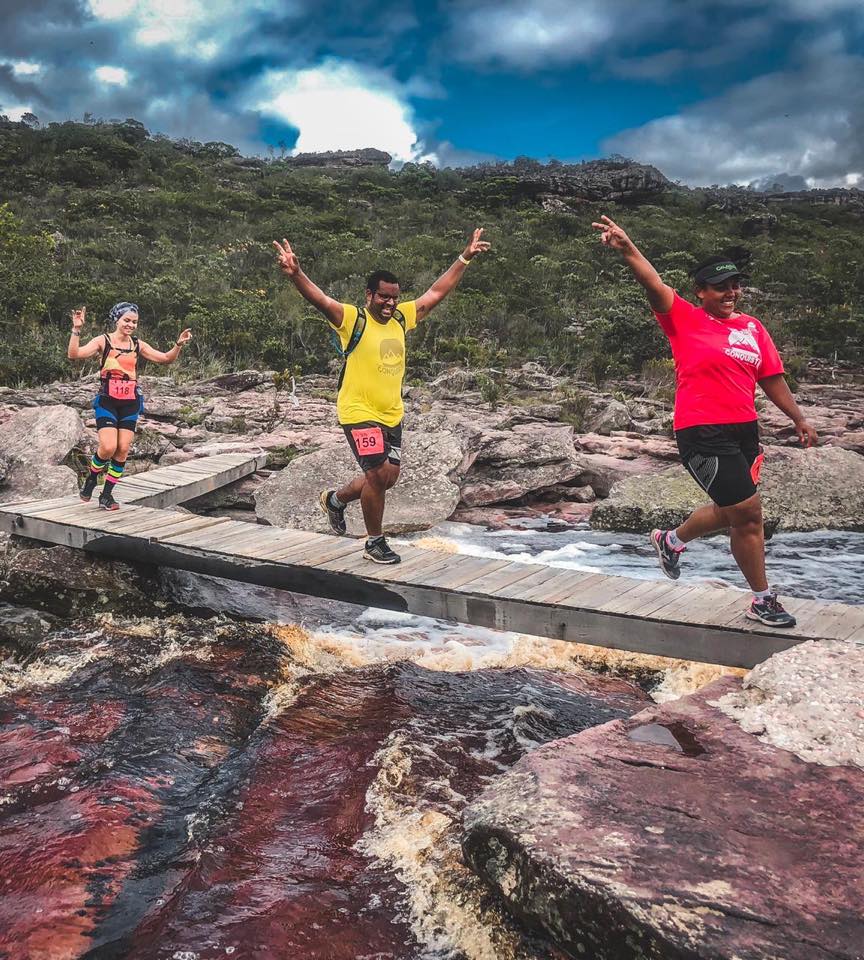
[100,334,139,382]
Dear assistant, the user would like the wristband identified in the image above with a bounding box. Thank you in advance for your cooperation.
[70,330,80,336]
[175,341,184,347]
[458,254,471,266]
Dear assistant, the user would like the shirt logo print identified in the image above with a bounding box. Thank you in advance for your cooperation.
[379,338,403,367]
[725,322,761,366]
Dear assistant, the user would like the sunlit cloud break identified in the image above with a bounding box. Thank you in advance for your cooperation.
[94,65,129,85]
[255,61,428,163]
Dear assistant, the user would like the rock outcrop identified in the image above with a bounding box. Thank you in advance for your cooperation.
[591,445,864,533]
[462,677,864,960]
[0,404,83,502]
[254,428,467,535]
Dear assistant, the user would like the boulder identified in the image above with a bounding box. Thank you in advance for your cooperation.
[0,404,83,467]
[255,429,466,535]
[716,639,864,768]
[0,543,166,618]
[584,397,632,435]
[591,445,864,532]
[462,678,864,960]
[0,404,84,503]
[460,424,583,506]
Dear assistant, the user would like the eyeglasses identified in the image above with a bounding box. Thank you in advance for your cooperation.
[373,293,398,303]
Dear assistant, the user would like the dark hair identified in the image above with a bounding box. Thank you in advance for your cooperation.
[366,270,400,294]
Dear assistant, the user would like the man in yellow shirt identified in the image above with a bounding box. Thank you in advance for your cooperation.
[274,228,491,564]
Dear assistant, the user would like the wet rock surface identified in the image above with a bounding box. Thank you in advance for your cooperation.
[0,613,649,959]
[463,678,864,960]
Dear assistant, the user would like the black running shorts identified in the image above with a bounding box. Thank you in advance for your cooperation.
[675,420,763,508]
[342,420,402,472]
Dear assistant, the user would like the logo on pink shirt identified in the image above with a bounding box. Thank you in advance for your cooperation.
[725,322,761,366]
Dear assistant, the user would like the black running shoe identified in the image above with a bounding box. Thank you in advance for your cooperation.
[746,593,796,628]
[650,529,683,581]
[80,472,100,502]
[363,536,400,565]
[98,486,120,511]
[319,490,347,535]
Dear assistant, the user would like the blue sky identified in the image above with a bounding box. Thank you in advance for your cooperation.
[1,0,862,186]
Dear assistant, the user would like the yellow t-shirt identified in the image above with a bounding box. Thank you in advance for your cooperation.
[332,301,417,427]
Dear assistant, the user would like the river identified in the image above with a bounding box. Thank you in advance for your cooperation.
[1,519,861,959]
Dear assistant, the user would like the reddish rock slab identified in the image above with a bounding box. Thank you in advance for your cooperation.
[462,678,864,960]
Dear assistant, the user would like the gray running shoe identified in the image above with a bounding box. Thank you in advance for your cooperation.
[746,593,796,628]
[363,536,400,564]
[319,490,346,535]
[98,486,119,511]
[651,529,682,580]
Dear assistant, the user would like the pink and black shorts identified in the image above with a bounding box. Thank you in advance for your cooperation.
[342,420,402,472]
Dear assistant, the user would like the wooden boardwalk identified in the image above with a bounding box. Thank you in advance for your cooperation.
[1,453,861,669]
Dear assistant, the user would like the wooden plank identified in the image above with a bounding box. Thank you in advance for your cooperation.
[431,557,515,592]
[560,573,646,611]
[495,564,565,601]
[459,561,545,598]
[595,577,673,615]
[634,583,707,621]
[148,515,234,542]
[207,528,300,558]
[269,536,363,566]
[532,570,605,605]
[169,524,296,553]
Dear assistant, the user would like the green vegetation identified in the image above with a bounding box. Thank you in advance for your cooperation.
[0,116,861,387]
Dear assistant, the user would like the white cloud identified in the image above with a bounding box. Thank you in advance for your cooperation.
[450,0,622,69]
[87,0,284,58]
[254,60,428,163]
[1,104,34,121]
[604,51,864,188]
[10,60,41,76]
[94,65,129,85]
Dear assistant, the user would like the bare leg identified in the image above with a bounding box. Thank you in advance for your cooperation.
[96,427,119,462]
[335,474,365,504]
[358,463,400,537]
[721,493,768,592]
[675,502,727,543]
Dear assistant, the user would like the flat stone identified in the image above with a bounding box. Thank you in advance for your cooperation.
[463,678,864,960]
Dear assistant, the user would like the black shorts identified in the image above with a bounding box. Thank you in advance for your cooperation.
[675,421,764,508]
[92,392,144,432]
[342,420,402,472]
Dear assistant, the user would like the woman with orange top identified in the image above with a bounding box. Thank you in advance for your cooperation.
[68,302,192,510]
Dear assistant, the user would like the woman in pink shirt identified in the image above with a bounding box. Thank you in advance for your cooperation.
[592,215,818,628]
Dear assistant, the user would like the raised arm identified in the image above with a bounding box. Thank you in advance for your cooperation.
[139,329,192,364]
[591,215,674,314]
[415,228,491,321]
[273,238,344,328]
[67,307,106,360]
[758,374,818,448]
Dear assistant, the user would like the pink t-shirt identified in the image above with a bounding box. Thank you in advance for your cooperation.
[654,293,784,430]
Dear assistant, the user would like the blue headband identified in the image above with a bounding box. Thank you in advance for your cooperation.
[109,302,139,325]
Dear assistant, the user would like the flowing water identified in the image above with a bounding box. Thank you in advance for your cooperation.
[1,518,861,959]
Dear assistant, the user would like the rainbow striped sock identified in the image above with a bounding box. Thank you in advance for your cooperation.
[105,459,126,485]
[90,454,109,475]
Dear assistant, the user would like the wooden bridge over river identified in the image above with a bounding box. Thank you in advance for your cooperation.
[1,454,861,669]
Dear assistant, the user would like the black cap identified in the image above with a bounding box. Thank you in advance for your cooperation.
[693,260,748,286]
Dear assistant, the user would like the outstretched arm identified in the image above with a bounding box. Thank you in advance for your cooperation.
[67,307,106,360]
[273,238,344,328]
[139,329,192,364]
[758,374,818,448]
[591,215,674,313]
[415,228,491,321]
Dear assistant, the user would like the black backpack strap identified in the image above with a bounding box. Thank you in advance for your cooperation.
[336,308,368,390]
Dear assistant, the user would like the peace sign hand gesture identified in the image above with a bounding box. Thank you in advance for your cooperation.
[461,227,492,262]
[591,215,636,254]
[71,306,86,333]
[273,238,300,278]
